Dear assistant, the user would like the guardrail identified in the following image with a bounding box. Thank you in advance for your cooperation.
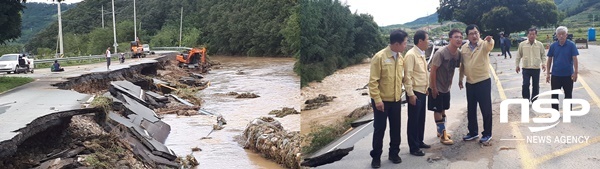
[151,47,192,51]
[35,54,112,64]
[33,46,189,64]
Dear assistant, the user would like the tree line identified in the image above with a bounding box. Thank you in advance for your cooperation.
[298,0,385,87]
[22,0,297,58]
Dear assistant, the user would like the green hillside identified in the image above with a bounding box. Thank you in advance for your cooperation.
[24,0,298,57]
[18,3,76,44]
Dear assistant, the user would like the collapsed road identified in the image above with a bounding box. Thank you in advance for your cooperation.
[0,53,204,168]
[0,53,301,168]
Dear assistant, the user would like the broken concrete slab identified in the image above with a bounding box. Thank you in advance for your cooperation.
[107,112,176,161]
[34,158,77,169]
[109,91,159,123]
[301,121,374,167]
[189,73,204,79]
[110,81,146,104]
[198,109,215,116]
[140,120,171,144]
[146,91,168,102]
[168,94,194,107]
[350,112,373,128]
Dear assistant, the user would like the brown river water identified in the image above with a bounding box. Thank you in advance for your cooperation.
[163,56,300,169]
[301,62,372,134]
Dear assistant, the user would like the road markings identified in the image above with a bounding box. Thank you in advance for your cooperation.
[530,76,600,165]
[490,64,536,169]
[533,136,600,165]
[490,64,507,100]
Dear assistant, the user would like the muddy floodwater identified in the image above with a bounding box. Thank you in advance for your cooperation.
[301,62,372,134]
[163,56,300,169]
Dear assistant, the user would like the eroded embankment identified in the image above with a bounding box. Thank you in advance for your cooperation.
[0,54,206,168]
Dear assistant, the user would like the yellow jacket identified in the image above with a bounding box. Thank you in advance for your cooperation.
[459,39,494,84]
[403,46,429,96]
[369,46,404,103]
[516,40,546,69]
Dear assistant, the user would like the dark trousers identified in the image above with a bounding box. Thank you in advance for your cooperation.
[551,76,574,110]
[522,69,541,102]
[466,78,493,137]
[505,46,512,57]
[370,99,402,159]
[501,45,506,56]
[407,91,426,153]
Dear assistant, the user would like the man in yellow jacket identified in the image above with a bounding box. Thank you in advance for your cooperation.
[516,27,546,103]
[459,24,494,144]
[404,30,430,156]
[368,29,408,168]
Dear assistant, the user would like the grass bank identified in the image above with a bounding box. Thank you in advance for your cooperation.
[0,76,34,93]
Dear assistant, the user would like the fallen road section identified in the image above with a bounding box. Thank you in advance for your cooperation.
[0,108,101,158]
[0,80,95,158]
[104,80,179,167]
[301,113,374,167]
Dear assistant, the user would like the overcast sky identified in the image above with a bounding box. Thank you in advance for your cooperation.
[343,0,440,27]
[26,0,82,4]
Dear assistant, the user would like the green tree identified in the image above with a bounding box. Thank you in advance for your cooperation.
[86,28,113,55]
[0,0,26,44]
[437,0,561,36]
[298,0,384,86]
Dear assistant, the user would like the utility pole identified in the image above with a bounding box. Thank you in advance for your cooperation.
[112,0,118,53]
[134,0,137,40]
[101,5,104,28]
[57,2,64,58]
[179,7,183,47]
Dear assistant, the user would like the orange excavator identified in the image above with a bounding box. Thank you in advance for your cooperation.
[176,47,208,72]
[130,37,145,58]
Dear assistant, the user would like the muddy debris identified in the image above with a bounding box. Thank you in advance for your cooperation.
[235,70,246,75]
[302,94,336,110]
[427,156,443,163]
[178,77,210,87]
[236,92,260,98]
[269,107,300,118]
[302,102,329,111]
[212,115,228,130]
[155,105,201,116]
[226,92,260,98]
[355,84,368,90]
[346,104,372,119]
[175,154,199,169]
[191,147,202,152]
[243,117,303,169]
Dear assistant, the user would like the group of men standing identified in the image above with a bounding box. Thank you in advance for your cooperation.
[367,25,579,168]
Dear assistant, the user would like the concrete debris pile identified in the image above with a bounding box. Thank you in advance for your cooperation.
[102,80,190,168]
[302,94,337,111]
[268,107,300,118]
[243,117,302,169]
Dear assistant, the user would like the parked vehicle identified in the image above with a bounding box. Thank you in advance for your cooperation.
[0,54,34,74]
[142,44,155,55]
